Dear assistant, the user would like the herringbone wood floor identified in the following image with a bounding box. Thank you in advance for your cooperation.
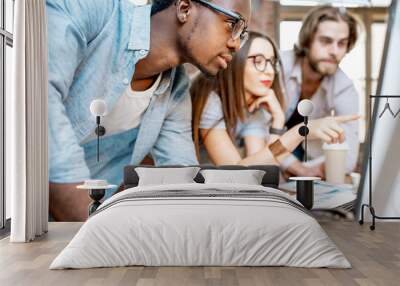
[0,222,399,286]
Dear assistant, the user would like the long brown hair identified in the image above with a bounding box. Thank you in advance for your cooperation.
[191,31,286,158]
[294,5,360,57]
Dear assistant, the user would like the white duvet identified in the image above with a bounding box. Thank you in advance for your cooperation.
[50,183,351,269]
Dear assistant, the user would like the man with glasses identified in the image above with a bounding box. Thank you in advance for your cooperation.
[47,0,250,221]
[280,5,361,179]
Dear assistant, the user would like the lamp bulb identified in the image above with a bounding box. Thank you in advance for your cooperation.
[297,99,314,117]
[90,99,107,117]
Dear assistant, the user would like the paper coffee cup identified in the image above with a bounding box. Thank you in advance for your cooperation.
[323,142,349,184]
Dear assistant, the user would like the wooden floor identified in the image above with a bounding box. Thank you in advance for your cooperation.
[0,221,399,286]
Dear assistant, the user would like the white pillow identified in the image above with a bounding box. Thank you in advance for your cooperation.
[200,169,266,185]
[135,167,201,186]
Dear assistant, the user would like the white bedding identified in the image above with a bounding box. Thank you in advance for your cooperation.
[50,183,351,269]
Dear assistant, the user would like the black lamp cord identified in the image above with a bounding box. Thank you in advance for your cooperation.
[96,116,100,162]
[304,116,308,163]
[94,116,106,162]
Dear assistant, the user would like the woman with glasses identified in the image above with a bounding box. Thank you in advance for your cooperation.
[191,31,357,171]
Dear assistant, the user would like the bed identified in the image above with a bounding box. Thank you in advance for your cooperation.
[50,165,350,269]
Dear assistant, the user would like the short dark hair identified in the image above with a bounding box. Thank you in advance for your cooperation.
[151,0,176,16]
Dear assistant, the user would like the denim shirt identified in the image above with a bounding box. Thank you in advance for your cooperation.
[47,0,198,185]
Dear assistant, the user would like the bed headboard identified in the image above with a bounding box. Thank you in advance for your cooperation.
[122,165,280,190]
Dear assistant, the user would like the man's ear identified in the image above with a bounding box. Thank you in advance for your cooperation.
[176,0,192,23]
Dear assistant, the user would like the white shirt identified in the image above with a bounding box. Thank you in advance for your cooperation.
[83,73,162,143]
[130,0,148,5]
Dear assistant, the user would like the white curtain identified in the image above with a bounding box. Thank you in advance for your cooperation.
[9,0,48,242]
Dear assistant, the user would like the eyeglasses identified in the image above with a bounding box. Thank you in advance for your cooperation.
[248,55,279,73]
[192,0,249,47]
